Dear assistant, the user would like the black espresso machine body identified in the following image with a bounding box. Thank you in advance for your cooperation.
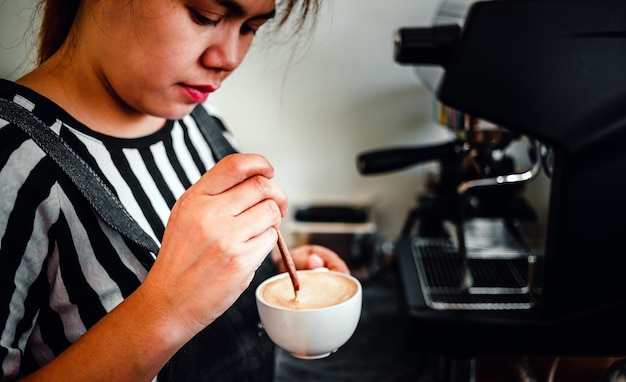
[361,0,626,357]
[436,0,626,314]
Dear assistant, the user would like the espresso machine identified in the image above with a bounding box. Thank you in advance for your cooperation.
[357,0,626,378]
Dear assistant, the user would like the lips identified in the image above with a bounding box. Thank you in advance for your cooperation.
[180,83,218,103]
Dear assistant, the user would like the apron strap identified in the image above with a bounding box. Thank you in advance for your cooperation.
[191,104,238,160]
[0,98,161,258]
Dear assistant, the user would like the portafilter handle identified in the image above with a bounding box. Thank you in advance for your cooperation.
[356,140,464,175]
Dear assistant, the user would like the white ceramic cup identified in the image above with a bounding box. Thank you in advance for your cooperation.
[255,268,362,359]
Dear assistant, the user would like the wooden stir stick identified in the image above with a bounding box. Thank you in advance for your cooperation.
[276,230,300,299]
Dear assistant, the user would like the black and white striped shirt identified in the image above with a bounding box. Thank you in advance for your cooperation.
[0,80,275,380]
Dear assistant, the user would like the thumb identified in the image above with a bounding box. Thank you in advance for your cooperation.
[306,253,325,270]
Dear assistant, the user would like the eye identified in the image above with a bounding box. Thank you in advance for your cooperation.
[241,19,271,37]
[240,24,258,36]
[188,7,221,26]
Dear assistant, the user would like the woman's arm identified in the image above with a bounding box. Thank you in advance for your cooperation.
[22,154,287,381]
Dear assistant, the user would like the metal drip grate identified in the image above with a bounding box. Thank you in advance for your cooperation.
[411,237,539,310]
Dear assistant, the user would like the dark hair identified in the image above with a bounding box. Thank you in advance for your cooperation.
[35,0,322,65]
[35,0,81,64]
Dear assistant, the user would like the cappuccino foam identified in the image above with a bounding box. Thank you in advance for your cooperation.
[260,272,357,310]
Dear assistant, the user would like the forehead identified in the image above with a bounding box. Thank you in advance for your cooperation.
[202,0,276,17]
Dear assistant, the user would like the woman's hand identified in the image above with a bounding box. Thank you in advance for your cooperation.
[26,153,289,381]
[140,153,288,341]
[274,244,350,274]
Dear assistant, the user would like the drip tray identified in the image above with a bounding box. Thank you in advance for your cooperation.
[411,237,539,310]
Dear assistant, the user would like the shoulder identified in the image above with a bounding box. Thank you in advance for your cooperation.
[0,80,68,191]
[0,116,64,204]
[0,126,55,173]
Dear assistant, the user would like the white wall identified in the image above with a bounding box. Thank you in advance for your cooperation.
[0,0,39,80]
[210,0,452,239]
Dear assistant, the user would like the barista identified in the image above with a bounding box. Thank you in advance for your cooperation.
[0,0,348,380]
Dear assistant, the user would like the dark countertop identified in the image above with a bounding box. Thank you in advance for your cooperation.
[273,252,626,382]
[274,264,434,382]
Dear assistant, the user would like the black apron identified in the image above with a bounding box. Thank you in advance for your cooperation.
[158,256,277,382]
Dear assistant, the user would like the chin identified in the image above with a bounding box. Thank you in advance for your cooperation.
[149,103,197,120]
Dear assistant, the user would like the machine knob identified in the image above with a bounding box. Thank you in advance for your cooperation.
[394,24,461,68]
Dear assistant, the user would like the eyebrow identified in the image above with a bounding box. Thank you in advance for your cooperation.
[216,0,276,20]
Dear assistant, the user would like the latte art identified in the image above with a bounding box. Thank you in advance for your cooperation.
[260,271,357,310]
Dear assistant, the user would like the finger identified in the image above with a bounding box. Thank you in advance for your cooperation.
[306,253,325,269]
[196,153,275,195]
[215,174,288,218]
[323,259,350,274]
[287,245,351,274]
[237,226,280,271]
[309,245,350,274]
[230,199,284,244]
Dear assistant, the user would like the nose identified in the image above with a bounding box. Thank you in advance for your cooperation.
[201,30,249,73]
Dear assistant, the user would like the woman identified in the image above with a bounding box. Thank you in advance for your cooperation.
[0,0,348,380]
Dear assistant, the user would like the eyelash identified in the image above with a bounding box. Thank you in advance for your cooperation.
[189,8,220,26]
[241,25,257,36]
[189,8,258,35]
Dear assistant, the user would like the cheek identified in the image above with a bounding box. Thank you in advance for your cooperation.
[131,4,200,59]
[127,29,200,82]
[138,25,196,59]
[119,54,183,94]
